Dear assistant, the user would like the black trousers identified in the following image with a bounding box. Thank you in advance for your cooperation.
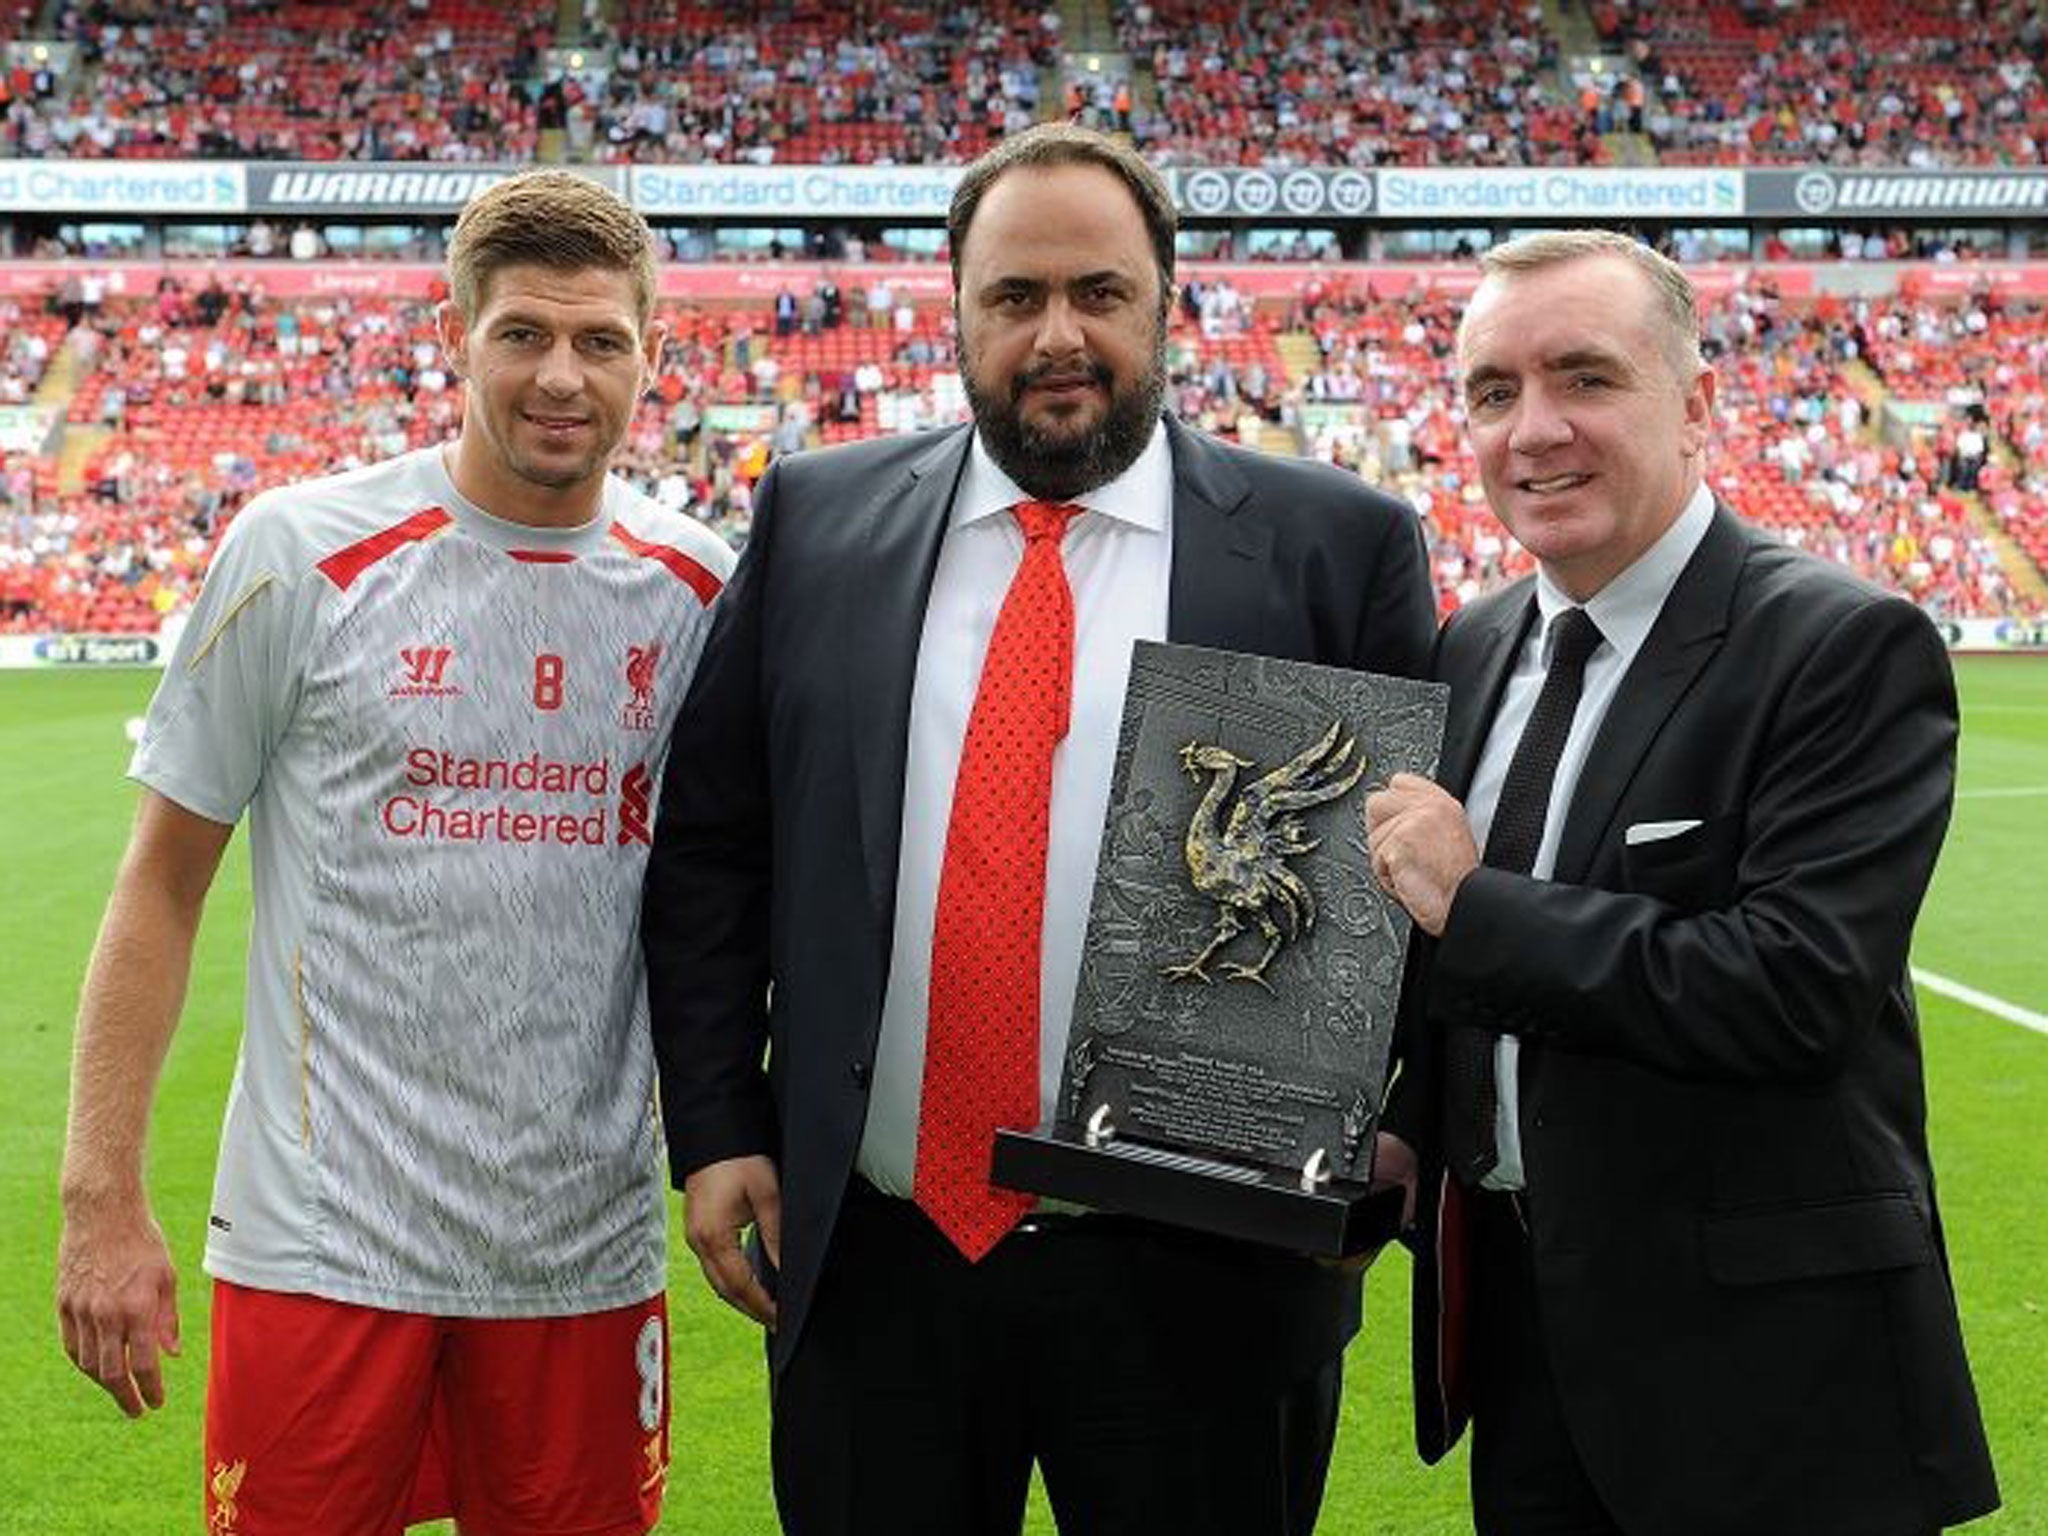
[1466,1189,1625,1536]
[771,1179,1342,1536]
[1466,1192,1942,1536]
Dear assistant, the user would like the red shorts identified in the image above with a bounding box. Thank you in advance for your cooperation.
[204,1281,669,1536]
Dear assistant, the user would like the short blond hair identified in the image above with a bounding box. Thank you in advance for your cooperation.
[446,170,657,327]
[1471,229,1703,380]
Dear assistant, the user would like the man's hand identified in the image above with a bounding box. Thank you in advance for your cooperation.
[56,1195,181,1417]
[683,1155,782,1329]
[1323,1130,1423,1274]
[1372,1130,1420,1231]
[1365,773,1480,937]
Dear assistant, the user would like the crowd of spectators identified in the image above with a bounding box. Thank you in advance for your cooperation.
[1596,0,2048,169]
[6,0,551,161]
[3,0,2046,170]
[1277,270,2037,619]
[2,267,2044,635]
[1116,0,1599,168]
[569,3,1053,165]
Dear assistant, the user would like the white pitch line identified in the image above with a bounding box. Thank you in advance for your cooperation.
[1953,785,2048,800]
[1912,967,2048,1038]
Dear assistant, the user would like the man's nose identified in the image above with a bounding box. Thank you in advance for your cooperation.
[536,339,583,395]
[1033,297,1085,358]
[1509,388,1572,454]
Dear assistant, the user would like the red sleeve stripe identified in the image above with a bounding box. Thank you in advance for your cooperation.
[609,521,725,605]
[316,507,454,591]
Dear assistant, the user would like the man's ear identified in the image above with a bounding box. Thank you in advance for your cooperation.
[1681,363,1716,458]
[436,299,468,378]
[640,316,668,387]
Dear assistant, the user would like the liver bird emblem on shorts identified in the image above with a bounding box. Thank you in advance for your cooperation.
[208,1458,247,1533]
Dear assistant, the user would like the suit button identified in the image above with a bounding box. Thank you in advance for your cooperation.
[850,1060,870,1090]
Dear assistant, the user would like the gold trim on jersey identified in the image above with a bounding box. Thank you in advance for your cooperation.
[187,573,277,672]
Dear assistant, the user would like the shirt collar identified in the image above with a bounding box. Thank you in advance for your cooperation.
[1534,482,1714,665]
[953,417,1172,533]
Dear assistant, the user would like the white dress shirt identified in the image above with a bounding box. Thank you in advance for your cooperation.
[856,422,1175,1195]
[1464,483,1714,1189]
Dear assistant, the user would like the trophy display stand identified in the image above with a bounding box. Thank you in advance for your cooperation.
[990,641,1447,1257]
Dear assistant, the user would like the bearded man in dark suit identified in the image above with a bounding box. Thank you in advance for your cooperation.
[642,124,1435,1536]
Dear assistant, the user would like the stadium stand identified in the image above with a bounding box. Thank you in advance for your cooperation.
[2,2,2046,637]
[15,0,551,161]
[1118,0,1600,169]
[3,0,2041,171]
[1608,0,2048,168]
[586,2,1051,165]
[5,262,2043,636]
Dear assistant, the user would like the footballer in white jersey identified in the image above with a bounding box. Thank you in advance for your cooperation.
[58,170,737,1536]
[133,444,731,1314]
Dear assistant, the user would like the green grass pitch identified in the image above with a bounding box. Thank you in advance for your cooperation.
[2,659,2042,1533]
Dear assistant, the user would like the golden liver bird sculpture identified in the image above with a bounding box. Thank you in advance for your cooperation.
[1161,721,1367,989]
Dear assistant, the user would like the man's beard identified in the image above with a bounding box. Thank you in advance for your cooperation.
[962,333,1168,502]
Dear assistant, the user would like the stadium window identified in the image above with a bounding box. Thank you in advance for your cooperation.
[59,222,147,259]
[880,227,947,260]
[709,227,808,260]
[1379,227,1488,260]
[321,224,438,260]
[1665,227,1750,261]
[161,225,244,260]
[654,226,715,262]
[1240,228,1340,262]
[1908,226,2003,261]
[1176,229,1234,260]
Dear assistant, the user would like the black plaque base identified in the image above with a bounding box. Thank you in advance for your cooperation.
[992,1125,1406,1258]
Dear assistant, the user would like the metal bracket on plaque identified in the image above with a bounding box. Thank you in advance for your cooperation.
[1300,1147,1331,1191]
[1085,1104,1116,1149]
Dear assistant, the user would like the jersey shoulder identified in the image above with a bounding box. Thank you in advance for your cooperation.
[215,449,456,590]
[604,477,737,603]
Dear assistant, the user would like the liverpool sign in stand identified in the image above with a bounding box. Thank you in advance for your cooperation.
[993,641,1447,1255]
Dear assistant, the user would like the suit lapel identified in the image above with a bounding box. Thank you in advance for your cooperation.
[1551,506,1747,883]
[845,426,973,924]
[1439,588,1535,796]
[1163,419,1273,649]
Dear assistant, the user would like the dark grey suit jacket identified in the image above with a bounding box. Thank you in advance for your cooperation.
[1388,507,1998,1535]
[643,416,1435,1374]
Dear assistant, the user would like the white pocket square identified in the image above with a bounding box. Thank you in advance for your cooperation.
[1625,818,1704,847]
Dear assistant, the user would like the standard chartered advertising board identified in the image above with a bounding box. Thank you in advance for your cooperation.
[9,160,2048,224]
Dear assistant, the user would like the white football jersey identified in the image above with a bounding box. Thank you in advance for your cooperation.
[133,446,735,1316]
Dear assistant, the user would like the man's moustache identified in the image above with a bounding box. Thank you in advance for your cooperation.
[1012,361,1113,398]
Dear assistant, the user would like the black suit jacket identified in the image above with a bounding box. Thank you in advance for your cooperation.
[644,417,1436,1374]
[1388,507,1998,1535]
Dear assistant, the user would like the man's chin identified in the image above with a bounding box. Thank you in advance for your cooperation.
[1018,423,1104,461]
[511,456,601,492]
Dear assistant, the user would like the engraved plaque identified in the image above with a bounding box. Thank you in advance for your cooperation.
[993,641,1448,1255]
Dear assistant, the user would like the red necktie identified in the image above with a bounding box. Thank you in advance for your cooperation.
[915,499,1080,1260]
